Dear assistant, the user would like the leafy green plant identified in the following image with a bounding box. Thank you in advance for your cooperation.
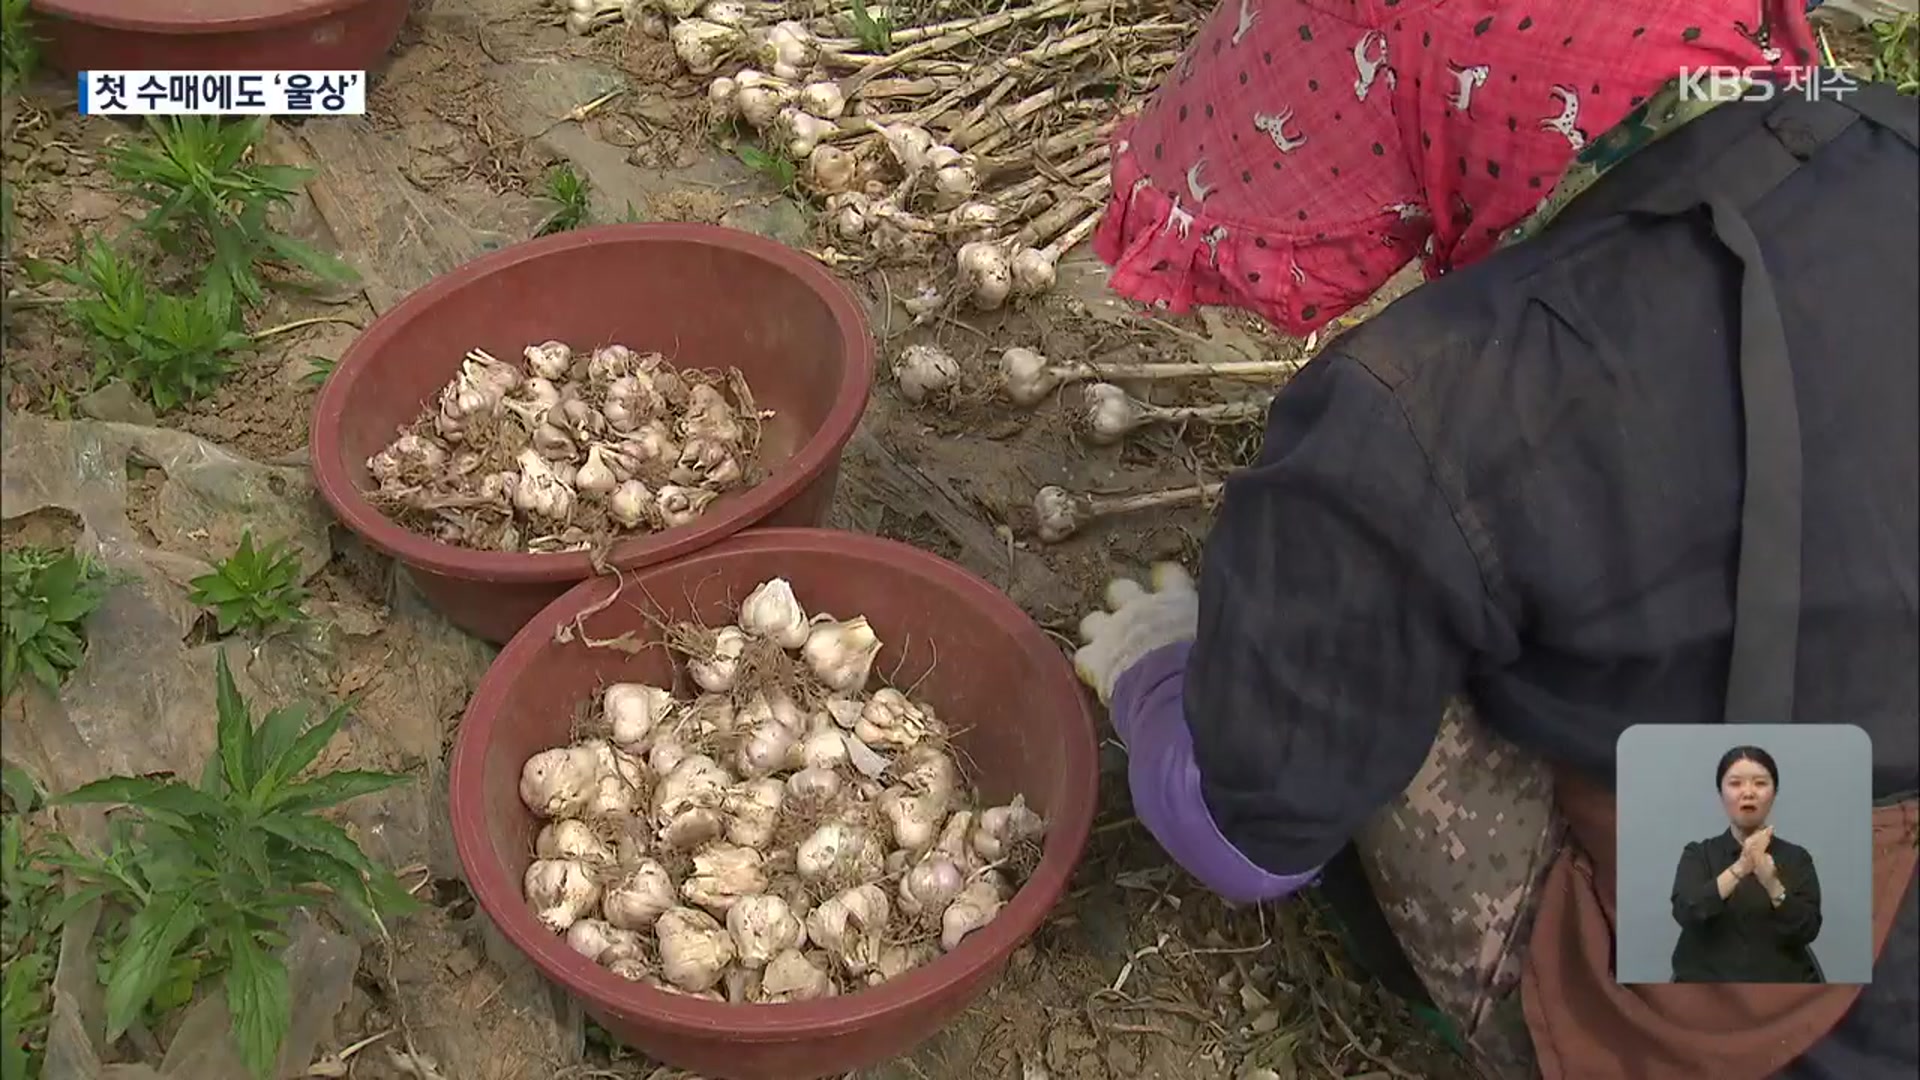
[108,117,357,312]
[536,162,592,236]
[300,355,335,389]
[1869,14,1919,95]
[848,0,893,55]
[0,0,37,95]
[46,653,417,1078]
[2,766,57,1080]
[735,141,797,192]
[187,532,309,637]
[2,546,111,699]
[37,237,252,411]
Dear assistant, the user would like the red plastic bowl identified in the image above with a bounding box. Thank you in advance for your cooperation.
[29,0,409,74]
[448,529,1100,1080]
[311,224,876,643]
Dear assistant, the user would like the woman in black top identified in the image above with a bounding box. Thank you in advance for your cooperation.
[1669,746,1825,983]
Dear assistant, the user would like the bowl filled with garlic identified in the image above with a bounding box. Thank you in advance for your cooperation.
[448,528,1099,1080]
[310,223,875,643]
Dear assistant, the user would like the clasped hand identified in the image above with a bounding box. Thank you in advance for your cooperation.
[1737,826,1777,885]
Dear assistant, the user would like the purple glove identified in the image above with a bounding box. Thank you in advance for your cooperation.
[1107,644,1323,905]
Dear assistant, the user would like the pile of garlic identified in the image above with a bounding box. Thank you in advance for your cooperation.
[368,341,762,554]
[517,577,1047,1000]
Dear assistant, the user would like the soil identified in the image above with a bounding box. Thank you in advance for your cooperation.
[0,0,1600,1076]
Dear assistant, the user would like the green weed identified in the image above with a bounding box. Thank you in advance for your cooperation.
[187,531,309,637]
[848,0,893,55]
[1,766,57,1080]
[1869,14,1919,94]
[537,162,592,236]
[1,546,111,699]
[0,0,37,94]
[108,117,357,312]
[734,141,797,192]
[46,652,417,1078]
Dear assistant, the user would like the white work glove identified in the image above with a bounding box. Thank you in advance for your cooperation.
[1073,563,1199,706]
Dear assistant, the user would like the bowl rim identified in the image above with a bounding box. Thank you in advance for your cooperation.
[309,223,876,584]
[33,0,379,33]
[448,528,1102,1040]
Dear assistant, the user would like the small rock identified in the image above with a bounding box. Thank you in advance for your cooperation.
[41,146,69,174]
[64,188,122,225]
[444,944,482,978]
[78,381,158,426]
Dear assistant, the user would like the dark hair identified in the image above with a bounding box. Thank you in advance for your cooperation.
[1716,745,1780,789]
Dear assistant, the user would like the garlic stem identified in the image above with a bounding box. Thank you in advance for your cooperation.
[998,348,1298,408]
[1032,482,1226,544]
[841,0,1118,92]
[1081,383,1270,446]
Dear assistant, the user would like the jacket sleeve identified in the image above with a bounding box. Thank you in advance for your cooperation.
[1771,844,1823,947]
[1182,352,1508,877]
[1671,840,1729,929]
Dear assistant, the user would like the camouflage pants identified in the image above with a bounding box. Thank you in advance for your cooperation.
[1354,700,1563,1080]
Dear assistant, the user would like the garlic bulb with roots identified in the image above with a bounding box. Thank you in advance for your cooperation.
[682,383,742,443]
[777,108,839,160]
[759,949,835,1002]
[672,18,744,75]
[805,883,891,974]
[797,727,849,772]
[604,860,678,930]
[998,346,1058,407]
[520,745,602,818]
[872,121,936,173]
[722,778,786,849]
[973,795,1047,860]
[525,859,602,933]
[807,144,856,194]
[785,765,843,808]
[737,719,798,778]
[536,819,616,866]
[928,146,979,209]
[681,843,768,913]
[891,344,960,405]
[900,745,959,807]
[940,873,1007,951]
[948,201,1003,244]
[796,820,885,882]
[623,420,679,464]
[759,21,819,80]
[877,787,944,852]
[957,241,1013,310]
[727,894,804,968]
[828,191,871,240]
[574,443,621,498]
[524,340,574,381]
[652,753,730,821]
[870,943,936,985]
[707,75,739,121]
[367,434,447,484]
[700,0,750,25]
[690,625,750,693]
[606,683,675,751]
[655,907,736,992]
[513,449,576,521]
[801,616,883,693]
[898,855,967,916]
[609,480,652,529]
[732,69,795,130]
[566,919,644,964]
[799,81,846,120]
[855,687,930,750]
[737,577,809,648]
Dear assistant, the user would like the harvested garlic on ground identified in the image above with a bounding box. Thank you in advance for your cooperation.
[892,344,960,404]
[690,625,750,693]
[802,616,882,693]
[566,919,644,964]
[520,746,603,818]
[682,843,768,913]
[796,821,883,882]
[525,859,601,933]
[655,907,737,992]
[738,577,810,649]
[973,795,1047,860]
[707,75,739,121]
[805,883,891,974]
[941,873,1007,951]
[604,860,678,930]
[785,765,843,807]
[997,346,1057,407]
[799,81,846,119]
[536,819,616,866]
[761,20,818,76]
[733,69,795,129]
[525,340,574,380]
[1011,246,1058,297]
[701,0,749,26]
[671,19,744,76]
[930,152,979,209]
[877,787,945,852]
[606,683,675,750]
[898,855,967,916]
[957,241,1012,310]
[874,121,935,172]
[723,778,786,850]
[727,894,804,968]
[759,948,835,1002]
[738,720,798,778]
[807,144,856,194]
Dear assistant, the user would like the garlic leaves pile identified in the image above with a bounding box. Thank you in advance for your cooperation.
[517,577,1048,1000]
[368,341,764,553]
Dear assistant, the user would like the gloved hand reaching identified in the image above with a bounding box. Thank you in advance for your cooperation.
[1073,562,1199,706]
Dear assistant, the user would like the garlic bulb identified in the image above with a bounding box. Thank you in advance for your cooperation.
[998,346,1057,407]
[760,20,818,75]
[958,241,1013,310]
[681,843,769,913]
[948,202,1003,244]
[900,746,959,808]
[874,122,936,173]
[609,480,653,529]
[652,753,731,821]
[733,69,795,129]
[701,0,749,25]
[723,778,786,849]
[566,919,644,964]
[690,625,750,693]
[877,787,945,852]
[519,746,603,818]
[738,577,810,649]
[759,948,835,1002]
[898,855,966,916]
[738,720,799,779]
[672,19,745,76]
[655,907,737,992]
[855,688,929,750]
[940,873,1006,951]
[799,81,846,120]
[797,727,849,771]
[973,795,1047,860]
[524,340,574,381]
[656,485,719,528]
[785,765,842,807]
[930,152,979,210]
[807,144,856,194]
[707,75,739,122]
[574,444,621,497]
[796,821,883,883]
[604,860,679,930]
[367,434,448,484]
[776,108,840,160]
[801,616,882,693]
[648,733,691,777]
[1011,246,1058,297]
[727,894,804,968]
[623,419,679,464]
[606,683,675,750]
[513,449,576,521]
[804,883,890,974]
[891,344,960,405]
[536,819,616,866]
[525,859,602,933]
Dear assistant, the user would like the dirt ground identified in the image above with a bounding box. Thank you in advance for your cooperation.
[0,1,1494,1078]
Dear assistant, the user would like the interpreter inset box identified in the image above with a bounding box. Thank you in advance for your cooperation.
[1614,724,1873,985]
